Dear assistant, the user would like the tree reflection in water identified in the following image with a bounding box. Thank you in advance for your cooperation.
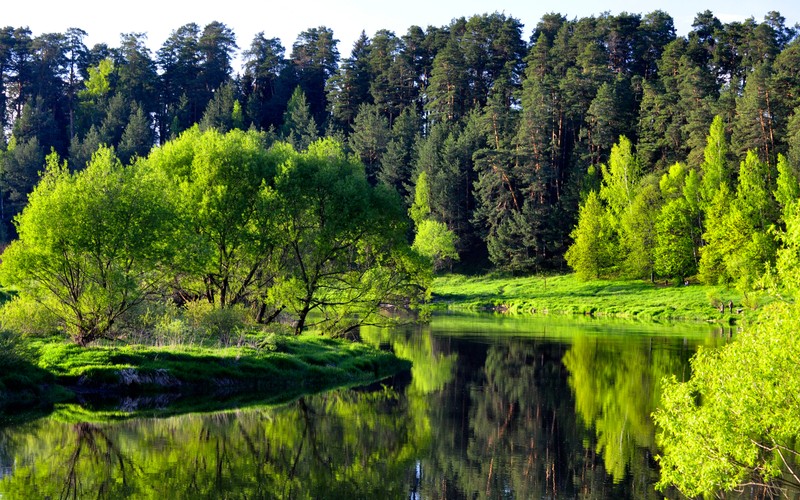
[1,316,718,498]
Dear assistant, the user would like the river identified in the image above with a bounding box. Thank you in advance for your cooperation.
[0,312,727,498]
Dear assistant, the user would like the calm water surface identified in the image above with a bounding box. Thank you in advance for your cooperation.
[0,313,727,498]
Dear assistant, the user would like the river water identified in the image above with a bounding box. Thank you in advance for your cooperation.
[0,313,727,498]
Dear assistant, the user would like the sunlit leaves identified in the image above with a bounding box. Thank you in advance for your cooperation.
[655,301,800,497]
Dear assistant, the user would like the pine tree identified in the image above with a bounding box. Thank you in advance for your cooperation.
[327,31,372,132]
[280,87,318,151]
[349,103,389,184]
[118,103,155,164]
[377,106,419,203]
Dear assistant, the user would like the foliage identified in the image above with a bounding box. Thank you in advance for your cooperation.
[0,10,798,279]
[565,191,616,280]
[599,136,641,222]
[655,141,800,497]
[412,220,459,270]
[280,86,318,151]
[270,138,427,335]
[410,171,459,270]
[620,182,661,279]
[654,197,697,280]
[1,128,425,344]
[699,150,778,290]
[143,126,281,311]
[655,301,800,497]
[0,149,176,345]
[0,294,61,337]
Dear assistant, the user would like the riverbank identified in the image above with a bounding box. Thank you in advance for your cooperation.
[0,334,410,414]
[432,273,756,322]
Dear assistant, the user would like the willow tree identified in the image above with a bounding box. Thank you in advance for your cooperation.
[0,149,176,345]
[142,126,283,313]
[270,138,427,335]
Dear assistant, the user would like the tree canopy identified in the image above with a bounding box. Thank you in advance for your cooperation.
[0,10,797,275]
[0,130,427,342]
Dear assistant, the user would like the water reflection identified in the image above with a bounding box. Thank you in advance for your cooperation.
[0,313,721,498]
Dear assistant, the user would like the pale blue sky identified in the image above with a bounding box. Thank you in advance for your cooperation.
[5,0,800,70]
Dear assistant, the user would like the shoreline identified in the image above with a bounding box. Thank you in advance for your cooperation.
[430,273,754,324]
[0,334,411,416]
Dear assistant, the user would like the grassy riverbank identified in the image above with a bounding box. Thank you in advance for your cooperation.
[0,334,410,414]
[432,273,757,322]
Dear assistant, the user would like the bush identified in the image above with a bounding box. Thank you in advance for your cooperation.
[120,299,192,346]
[0,295,61,337]
[184,300,250,346]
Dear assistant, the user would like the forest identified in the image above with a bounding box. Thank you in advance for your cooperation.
[2,9,800,497]
[0,10,798,279]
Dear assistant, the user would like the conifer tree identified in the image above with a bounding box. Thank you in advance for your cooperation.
[280,87,318,151]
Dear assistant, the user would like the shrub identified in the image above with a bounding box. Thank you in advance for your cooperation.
[0,295,61,337]
[184,300,250,346]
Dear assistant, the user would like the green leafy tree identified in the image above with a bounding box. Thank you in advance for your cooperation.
[412,220,459,271]
[599,136,640,224]
[409,171,458,270]
[655,301,800,497]
[699,150,777,289]
[650,163,700,281]
[773,154,800,292]
[0,149,175,345]
[271,138,426,335]
[697,184,734,284]
[620,182,661,280]
[565,191,615,279]
[699,115,732,208]
[654,197,698,280]
[143,127,280,311]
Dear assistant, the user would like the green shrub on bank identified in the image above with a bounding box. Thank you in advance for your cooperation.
[0,295,61,337]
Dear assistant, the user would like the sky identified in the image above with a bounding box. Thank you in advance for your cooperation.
[4,0,800,71]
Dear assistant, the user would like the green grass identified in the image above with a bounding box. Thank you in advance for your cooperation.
[1,334,409,415]
[432,273,759,322]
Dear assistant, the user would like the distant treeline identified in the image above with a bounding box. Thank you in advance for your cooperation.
[1,10,799,274]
